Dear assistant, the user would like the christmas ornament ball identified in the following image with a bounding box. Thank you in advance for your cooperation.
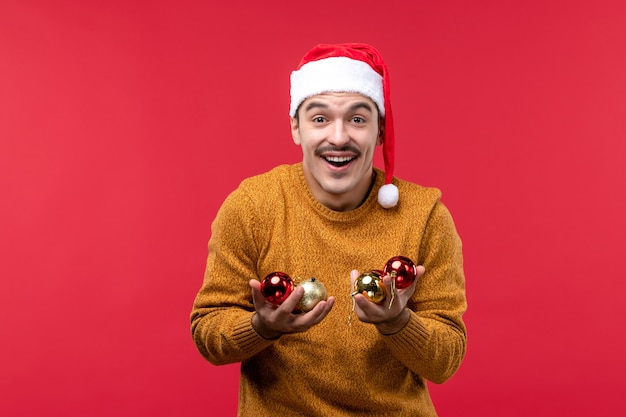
[296,277,328,312]
[353,270,386,304]
[261,271,294,305]
[384,256,418,289]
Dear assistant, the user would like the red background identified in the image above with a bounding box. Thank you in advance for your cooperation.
[2,0,625,415]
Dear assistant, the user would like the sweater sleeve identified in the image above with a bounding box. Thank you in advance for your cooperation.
[382,201,467,383]
[190,187,275,365]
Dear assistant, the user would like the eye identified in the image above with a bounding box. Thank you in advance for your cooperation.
[351,116,365,124]
[312,116,326,123]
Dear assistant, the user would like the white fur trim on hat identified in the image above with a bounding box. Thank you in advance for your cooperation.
[378,183,399,208]
[290,57,385,117]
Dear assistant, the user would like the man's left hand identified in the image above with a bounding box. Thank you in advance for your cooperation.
[350,265,425,335]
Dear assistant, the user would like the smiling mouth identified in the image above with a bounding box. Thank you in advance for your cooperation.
[323,155,355,167]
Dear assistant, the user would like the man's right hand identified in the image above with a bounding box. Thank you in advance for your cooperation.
[249,279,335,339]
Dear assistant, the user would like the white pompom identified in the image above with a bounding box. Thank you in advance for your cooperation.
[378,183,399,208]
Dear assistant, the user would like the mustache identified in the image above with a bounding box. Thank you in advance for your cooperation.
[315,145,362,157]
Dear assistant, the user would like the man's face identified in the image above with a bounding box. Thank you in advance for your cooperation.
[291,92,383,211]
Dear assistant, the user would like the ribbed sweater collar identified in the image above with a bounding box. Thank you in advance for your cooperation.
[290,162,388,222]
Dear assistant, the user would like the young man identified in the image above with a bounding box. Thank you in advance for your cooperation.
[191,43,467,416]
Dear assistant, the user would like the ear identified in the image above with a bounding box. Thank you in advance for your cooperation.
[377,117,385,146]
[290,116,301,145]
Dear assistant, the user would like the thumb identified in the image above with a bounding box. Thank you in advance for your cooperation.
[249,279,265,308]
[415,265,426,280]
[349,269,360,286]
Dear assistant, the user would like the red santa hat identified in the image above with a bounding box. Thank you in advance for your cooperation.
[289,43,399,208]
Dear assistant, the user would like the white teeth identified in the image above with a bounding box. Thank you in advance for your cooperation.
[324,156,354,163]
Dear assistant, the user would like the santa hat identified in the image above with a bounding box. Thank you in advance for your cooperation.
[290,43,399,208]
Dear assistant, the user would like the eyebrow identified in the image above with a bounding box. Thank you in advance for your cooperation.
[303,100,375,114]
[303,101,328,112]
[348,102,374,113]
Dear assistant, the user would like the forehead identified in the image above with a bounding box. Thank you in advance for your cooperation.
[299,92,379,115]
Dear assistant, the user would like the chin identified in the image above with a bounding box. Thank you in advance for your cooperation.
[321,180,356,196]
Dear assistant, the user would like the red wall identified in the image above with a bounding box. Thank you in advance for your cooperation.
[2,1,625,415]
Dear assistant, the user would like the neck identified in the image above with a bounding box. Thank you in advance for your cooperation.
[305,169,376,212]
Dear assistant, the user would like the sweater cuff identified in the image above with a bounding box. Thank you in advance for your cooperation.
[232,313,276,356]
[381,312,430,352]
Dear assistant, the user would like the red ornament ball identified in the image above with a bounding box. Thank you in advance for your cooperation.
[261,271,294,305]
[383,256,418,289]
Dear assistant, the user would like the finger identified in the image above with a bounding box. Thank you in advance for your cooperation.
[278,285,304,313]
[349,269,359,286]
[353,292,379,312]
[392,265,425,299]
[352,294,387,323]
[415,265,426,278]
[286,296,336,333]
[249,279,266,309]
[397,266,424,295]
[382,274,393,289]
[305,296,336,323]
[249,278,261,292]
[380,275,397,304]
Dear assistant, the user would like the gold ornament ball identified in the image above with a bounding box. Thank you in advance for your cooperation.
[296,277,328,312]
[353,270,386,304]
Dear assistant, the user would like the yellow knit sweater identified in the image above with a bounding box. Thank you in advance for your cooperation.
[191,163,467,417]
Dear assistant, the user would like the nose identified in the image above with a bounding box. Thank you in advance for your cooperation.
[328,120,350,147]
